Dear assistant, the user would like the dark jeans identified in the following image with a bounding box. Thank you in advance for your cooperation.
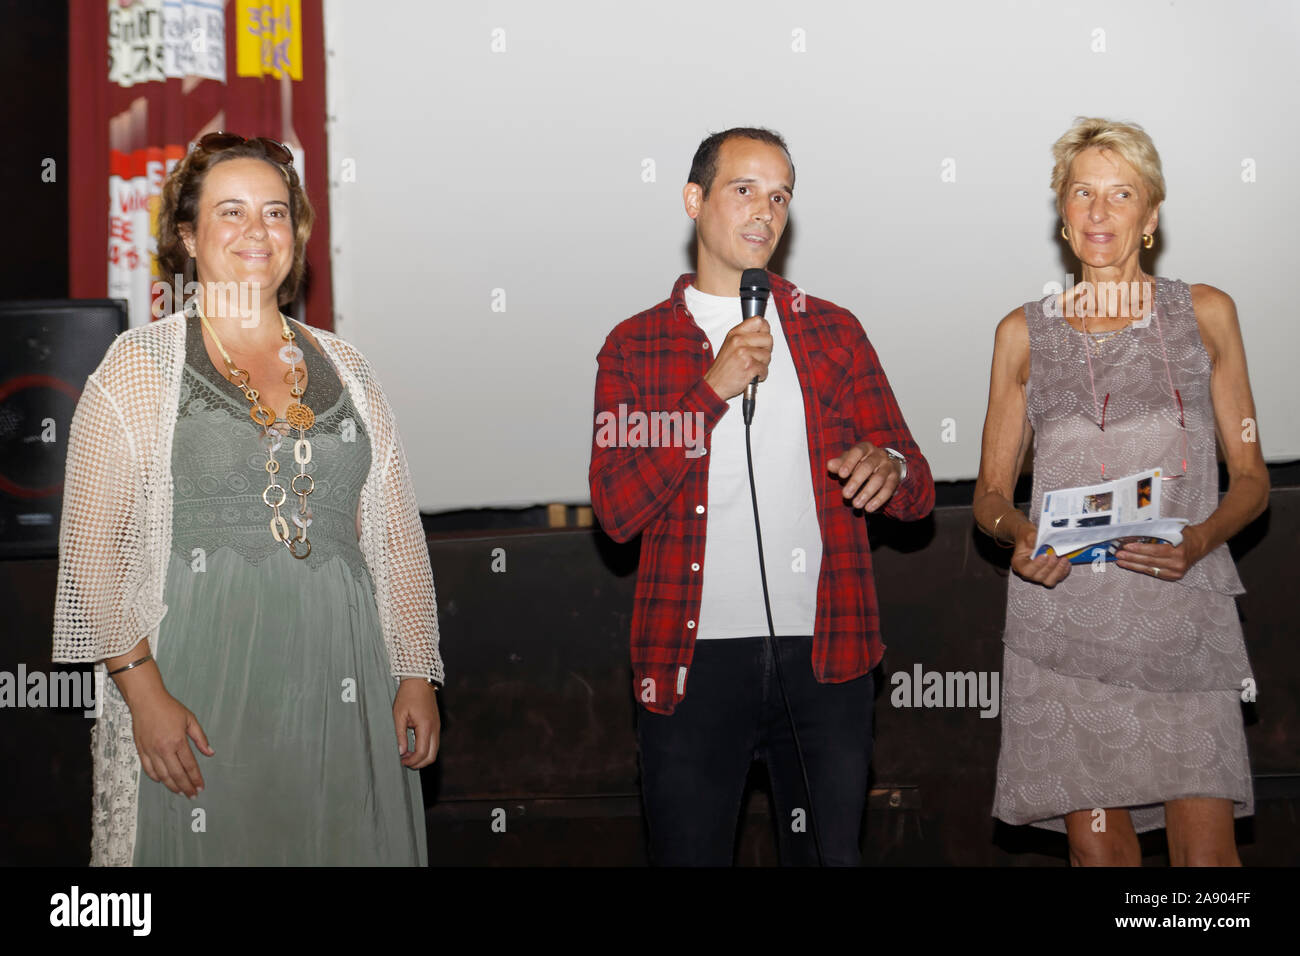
[637,635,874,866]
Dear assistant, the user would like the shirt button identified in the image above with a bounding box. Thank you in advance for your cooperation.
[700,447,708,456]
[695,505,705,514]
[686,620,696,629]
[691,563,700,572]
[702,342,710,350]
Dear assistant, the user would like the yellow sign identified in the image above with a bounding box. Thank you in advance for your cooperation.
[236,0,303,80]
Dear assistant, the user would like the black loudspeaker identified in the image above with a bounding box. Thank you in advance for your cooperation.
[0,300,128,559]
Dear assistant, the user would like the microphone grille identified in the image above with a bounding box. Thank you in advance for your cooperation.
[740,268,770,293]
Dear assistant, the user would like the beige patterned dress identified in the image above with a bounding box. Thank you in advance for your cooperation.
[993,277,1254,833]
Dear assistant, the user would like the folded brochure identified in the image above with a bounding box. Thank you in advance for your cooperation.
[1033,467,1187,564]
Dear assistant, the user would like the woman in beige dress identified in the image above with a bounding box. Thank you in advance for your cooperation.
[973,117,1268,866]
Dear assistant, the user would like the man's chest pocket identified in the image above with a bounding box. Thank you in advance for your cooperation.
[804,347,853,416]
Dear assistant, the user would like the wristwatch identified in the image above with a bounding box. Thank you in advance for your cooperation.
[883,447,907,481]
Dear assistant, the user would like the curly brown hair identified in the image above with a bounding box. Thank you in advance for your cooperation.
[157,137,315,307]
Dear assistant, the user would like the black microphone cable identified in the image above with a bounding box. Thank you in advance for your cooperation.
[742,385,827,867]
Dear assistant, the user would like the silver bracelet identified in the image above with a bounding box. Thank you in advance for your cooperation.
[108,652,153,676]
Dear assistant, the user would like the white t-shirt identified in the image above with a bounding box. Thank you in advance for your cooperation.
[684,284,823,639]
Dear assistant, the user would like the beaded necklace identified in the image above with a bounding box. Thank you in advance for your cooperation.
[195,302,317,559]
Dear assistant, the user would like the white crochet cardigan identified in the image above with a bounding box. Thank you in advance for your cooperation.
[51,310,443,866]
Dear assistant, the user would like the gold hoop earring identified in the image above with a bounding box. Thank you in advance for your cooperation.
[1142,233,1154,249]
[1061,225,1069,240]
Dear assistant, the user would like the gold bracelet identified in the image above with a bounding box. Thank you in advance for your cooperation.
[990,508,1017,548]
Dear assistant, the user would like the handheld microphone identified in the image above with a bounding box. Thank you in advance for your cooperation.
[740,268,771,425]
[736,266,826,863]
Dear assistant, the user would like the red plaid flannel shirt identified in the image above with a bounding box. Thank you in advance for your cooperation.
[589,272,934,714]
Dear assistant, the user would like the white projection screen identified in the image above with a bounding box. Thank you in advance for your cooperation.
[322,0,1300,513]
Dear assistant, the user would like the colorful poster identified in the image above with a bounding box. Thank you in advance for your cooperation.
[107,149,139,314]
[110,144,188,327]
[108,0,167,87]
[236,0,303,80]
[163,0,227,83]
[148,144,188,319]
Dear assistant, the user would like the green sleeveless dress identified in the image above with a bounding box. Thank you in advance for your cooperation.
[132,311,427,865]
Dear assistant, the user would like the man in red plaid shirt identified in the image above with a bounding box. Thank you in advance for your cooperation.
[589,128,934,865]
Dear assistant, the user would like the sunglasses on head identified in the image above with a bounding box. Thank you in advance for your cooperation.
[196,132,294,166]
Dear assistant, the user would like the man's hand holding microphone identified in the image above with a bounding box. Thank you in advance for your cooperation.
[702,315,773,403]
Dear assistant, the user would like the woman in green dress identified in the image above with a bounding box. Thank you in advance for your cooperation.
[54,133,443,865]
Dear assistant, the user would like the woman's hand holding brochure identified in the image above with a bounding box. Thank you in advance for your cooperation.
[1033,468,1197,575]
[1113,523,1209,583]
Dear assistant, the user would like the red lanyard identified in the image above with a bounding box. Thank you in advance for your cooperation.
[1080,301,1189,481]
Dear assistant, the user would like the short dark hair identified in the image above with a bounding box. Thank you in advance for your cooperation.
[687,127,795,198]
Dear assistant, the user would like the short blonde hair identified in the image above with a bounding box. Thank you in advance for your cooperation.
[1051,117,1165,217]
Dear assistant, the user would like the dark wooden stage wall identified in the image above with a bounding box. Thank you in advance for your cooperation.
[3,481,1296,866]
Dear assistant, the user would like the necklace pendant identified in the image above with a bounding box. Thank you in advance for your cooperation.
[285,402,315,431]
